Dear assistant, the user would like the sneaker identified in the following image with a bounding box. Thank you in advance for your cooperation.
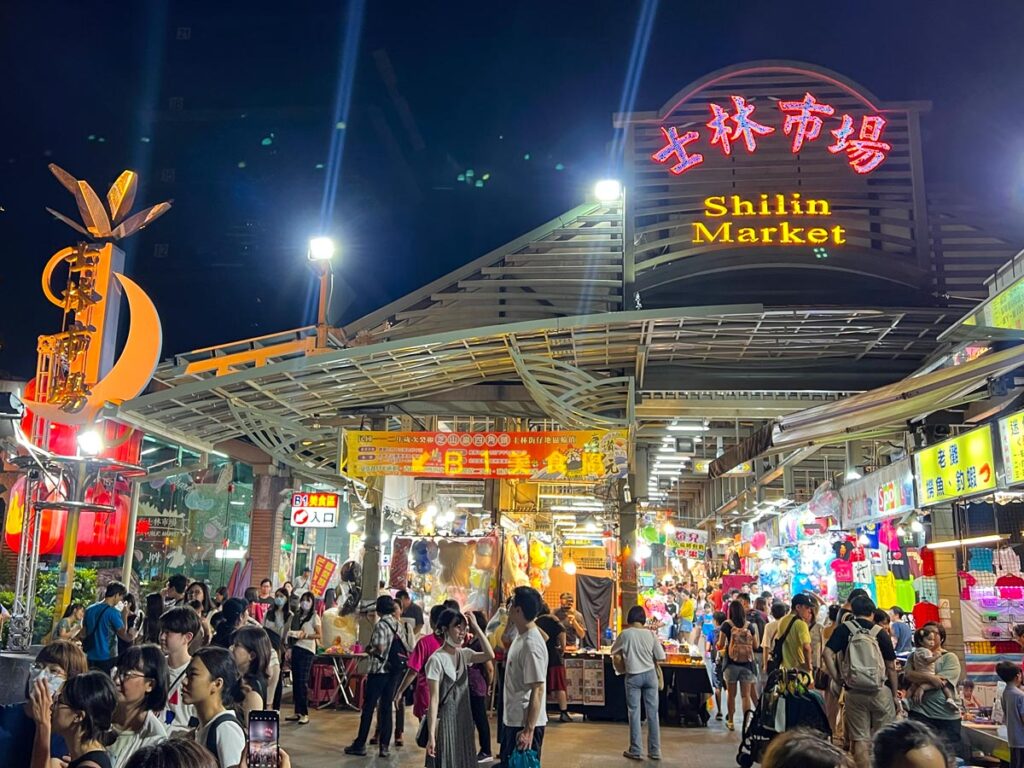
[298,715,309,725]
[726,718,734,731]
[344,744,367,756]
[649,755,661,761]
[395,736,404,747]
[477,752,493,763]
[558,711,573,723]
[715,713,723,721]
[285,715,301,722]
[623,752,643,761]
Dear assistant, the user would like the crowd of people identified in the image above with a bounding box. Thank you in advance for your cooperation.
[695,583,969,768]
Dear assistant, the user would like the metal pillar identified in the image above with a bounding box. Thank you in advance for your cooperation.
[357,503,383,645]
[8,472,42,651]
[315,262,331,349]
[53,460,91,627]
[120,481,142,586]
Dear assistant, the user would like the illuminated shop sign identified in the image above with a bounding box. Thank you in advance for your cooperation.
[290,492,340,528]
[652,92,890,177]
[998,409,1024,487]
[693,194,846,246]
[913,425,996,507]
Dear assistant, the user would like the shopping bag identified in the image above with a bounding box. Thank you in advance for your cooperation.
[510,749,541,768]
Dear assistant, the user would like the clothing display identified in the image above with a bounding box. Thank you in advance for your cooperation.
[913,576,940,604]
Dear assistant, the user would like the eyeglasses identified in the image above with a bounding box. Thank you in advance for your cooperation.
[114,670,149,682]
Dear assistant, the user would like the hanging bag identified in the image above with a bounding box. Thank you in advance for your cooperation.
[416,654,460,748]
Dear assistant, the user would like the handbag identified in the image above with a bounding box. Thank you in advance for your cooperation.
[655,663,665,691]
[415,655,459,748]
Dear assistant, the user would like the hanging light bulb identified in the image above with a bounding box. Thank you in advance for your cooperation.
[911,518,925,534]
[896,525,907,538]
[858,532,870,546]
[563,558,577,575]
[636,542,652,560]
[663,521,676,536]
[346,519,359,534]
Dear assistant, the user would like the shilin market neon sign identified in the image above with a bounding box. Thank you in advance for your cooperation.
[694,193,846,245]
[651,92,891,176]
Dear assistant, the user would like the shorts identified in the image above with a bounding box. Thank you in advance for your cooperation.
[547,666,567,692]
[844,687,896,743]
[722,663,756,685]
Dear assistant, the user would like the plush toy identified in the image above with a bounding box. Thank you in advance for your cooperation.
[411,540,435,576]
[438,540,474,587]
[474,537,496,571]
[503,537,530,587]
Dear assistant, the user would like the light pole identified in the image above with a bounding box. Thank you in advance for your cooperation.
[308,236,337,349]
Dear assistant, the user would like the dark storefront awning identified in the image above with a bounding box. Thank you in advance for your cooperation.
[709,342,1024,478]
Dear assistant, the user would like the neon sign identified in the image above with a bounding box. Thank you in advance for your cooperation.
[692,194,846,246]
[652,91,891,176]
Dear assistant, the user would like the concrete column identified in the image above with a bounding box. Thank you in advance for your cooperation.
[250,472,290,587]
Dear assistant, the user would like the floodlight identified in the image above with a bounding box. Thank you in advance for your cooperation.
[594,179,622,202]
[307,236,337,262]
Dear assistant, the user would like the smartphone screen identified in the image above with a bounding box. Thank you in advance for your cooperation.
[248,710,279,768]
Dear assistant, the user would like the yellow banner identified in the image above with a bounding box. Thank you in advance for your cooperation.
[913,425,996,506]
[999,409,1024,487]
[345,429,629,481]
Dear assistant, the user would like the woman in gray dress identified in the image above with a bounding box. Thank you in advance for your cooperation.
[425,609,495,768]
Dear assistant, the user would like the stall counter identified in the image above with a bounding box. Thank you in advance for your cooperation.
[563,651,713,727]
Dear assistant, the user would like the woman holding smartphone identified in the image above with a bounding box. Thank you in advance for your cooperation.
[182,647,245,768]
[425,609,495,768]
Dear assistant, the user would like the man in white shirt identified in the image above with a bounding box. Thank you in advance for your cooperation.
[501,586,549,768]
[159,606,200,733]
[295,567,312,593]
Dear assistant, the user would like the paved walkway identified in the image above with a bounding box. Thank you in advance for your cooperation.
[279,708,742,768]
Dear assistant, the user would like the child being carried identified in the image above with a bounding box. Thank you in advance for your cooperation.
[907,626,958,710]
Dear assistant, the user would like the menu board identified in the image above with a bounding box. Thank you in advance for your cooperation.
[564,657,606,706]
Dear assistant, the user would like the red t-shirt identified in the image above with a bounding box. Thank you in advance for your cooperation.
[709,589,724,611]
[912,601,940,627]
[407,633,442,718]
[920,547,936,576]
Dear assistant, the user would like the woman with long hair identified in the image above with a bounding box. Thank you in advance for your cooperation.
[187,582,215,650]
[56,604,86,641]
[142,594,165,645]
[182,647,245,768]
[424,609,494,768]
[717,599,760,731]
[108,645,168,768]
[210,599,247,649]
[229,625,272,719]
[28,670,118,768]
[262,588,290,710]
[285,591,320,725]
[611,606,666,760]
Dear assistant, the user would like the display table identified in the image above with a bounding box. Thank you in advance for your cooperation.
[962,723,1009,762]
[563,652,712,727]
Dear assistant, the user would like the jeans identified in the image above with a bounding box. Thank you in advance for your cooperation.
[354,672,399,748]
[291,647,315,716]
[625,669,661,757]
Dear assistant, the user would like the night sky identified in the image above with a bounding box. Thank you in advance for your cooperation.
[1,1,1023,378]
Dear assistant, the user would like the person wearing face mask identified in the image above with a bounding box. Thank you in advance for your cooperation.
[29,670,119,768]
[424,610,495,768]
[83,583,138,675]
[107,645,169,768]
[345,596,402,756]
[262,589,291,710]
[1,640,88,768]
[285,591,320,725]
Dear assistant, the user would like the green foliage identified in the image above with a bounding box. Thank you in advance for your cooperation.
[0,568,98,644]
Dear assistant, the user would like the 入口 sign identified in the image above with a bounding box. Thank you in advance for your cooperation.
[693,193,846,246]
[290,492,340,528]
[914,425,996,507]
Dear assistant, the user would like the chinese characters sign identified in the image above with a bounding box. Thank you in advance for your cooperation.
[840,458,915,529]
[309,554,337,597]
[671,527,709,559]
[963,274,1024,333]
[998,409,1024,487]
[290,492,340,528]
[913,425,996,507]
[652,91,891,177]
[346,430,629,481]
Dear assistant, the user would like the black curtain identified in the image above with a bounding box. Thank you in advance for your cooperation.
[576,575,613,649]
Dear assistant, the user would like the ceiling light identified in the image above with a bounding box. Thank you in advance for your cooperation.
[926,534,1007,550]
[910,518,924,533]
[562,558,578,575]
[346,519,359,534]
[76,429,103,456]
[667,424,709,432]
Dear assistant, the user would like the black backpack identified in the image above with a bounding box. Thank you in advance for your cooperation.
[204,711,242,759]
[81,605,113,655]
[385,627,409,673]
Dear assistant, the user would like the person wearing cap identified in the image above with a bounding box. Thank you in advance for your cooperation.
[555,593,586,645]
[772,594,814,673]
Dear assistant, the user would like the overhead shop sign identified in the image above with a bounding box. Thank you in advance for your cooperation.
[963,273,1024,333]
[840,458,915,529]
[693,194,847,246]
[346,430,629,481]
[913,425,996,507]
[692,459,753,476]
[651,91,891,177]
[291,492,340,528]
[671,528,709,559]
[998,409,1024,487]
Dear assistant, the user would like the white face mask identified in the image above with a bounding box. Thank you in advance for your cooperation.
[300,601,312,611]
[444,634,461,648]
[115,601,126,612]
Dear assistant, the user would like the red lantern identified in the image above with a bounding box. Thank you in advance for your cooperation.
[3,475,69,554]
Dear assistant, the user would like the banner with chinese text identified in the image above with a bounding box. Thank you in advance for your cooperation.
[310,554,337,597]
[999,409,1024,487]
[913,425,996,507]
[840,459,915,529]
[671,528,709,559]
[345,430,628,481]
